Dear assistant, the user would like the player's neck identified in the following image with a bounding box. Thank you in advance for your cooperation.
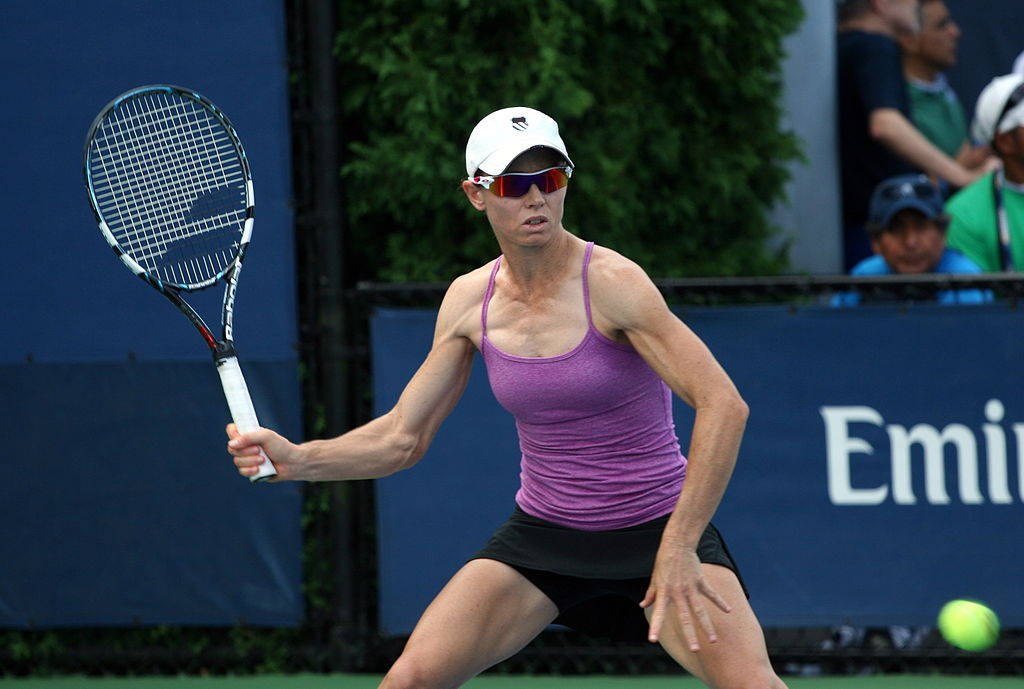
[499,230,579,289]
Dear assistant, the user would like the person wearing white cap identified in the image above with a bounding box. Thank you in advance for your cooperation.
[463,106,575,177]
[945,74,1024,271]
[226,106,787,688]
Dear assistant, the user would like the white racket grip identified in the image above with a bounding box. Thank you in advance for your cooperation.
[217,356,278,482]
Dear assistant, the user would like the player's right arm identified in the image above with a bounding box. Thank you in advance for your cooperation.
[227,271,484,481]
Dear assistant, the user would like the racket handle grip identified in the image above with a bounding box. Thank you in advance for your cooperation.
[217,355,278,482]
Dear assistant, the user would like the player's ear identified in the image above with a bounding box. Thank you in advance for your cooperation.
[462,180,487,211]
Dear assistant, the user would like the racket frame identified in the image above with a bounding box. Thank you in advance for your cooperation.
[83,84,275,481]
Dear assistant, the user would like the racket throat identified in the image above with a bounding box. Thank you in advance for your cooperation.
[213,341,239,365]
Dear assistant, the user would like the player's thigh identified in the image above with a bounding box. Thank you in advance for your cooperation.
[647,564,787,689]
[381,558,558,689]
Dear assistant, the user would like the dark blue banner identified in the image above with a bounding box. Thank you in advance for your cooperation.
[375,304,1023,634]
[0,1,303,627]
[1,0,296,364]
[0,361,303,627]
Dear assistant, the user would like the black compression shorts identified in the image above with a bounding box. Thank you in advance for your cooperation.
[470,506,747,642]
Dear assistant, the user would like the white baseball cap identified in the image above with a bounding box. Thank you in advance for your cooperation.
[971,73,1024,143]
[465,106,574,176]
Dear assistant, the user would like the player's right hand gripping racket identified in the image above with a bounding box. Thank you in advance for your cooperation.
[83,84,277,482]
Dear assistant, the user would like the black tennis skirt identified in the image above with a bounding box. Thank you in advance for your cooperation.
[470,505,747,642]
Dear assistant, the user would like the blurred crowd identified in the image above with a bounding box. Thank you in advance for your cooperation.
[835,0,1024,298]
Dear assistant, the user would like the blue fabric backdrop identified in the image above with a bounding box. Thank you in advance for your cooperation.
[0,0,303,627]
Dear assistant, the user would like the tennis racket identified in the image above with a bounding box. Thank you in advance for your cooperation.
[83,84,276,482]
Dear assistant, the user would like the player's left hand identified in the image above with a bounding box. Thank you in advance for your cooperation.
[640,544,731,651]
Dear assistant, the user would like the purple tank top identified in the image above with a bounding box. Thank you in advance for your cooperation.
[480,242,686,530]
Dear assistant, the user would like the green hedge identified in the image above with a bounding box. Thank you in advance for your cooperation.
[336,0,805,282]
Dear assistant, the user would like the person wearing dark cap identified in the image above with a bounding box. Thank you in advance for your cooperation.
[946,74,1024,271]
[834,173,990,305]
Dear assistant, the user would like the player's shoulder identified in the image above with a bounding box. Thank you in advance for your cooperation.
[445,259,497,304]
[586,244,665,328]
[435,258,498,336]
[587,244,653,288]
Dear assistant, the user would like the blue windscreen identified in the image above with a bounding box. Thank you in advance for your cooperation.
[375,304,1024,634]
[0,0,303,627]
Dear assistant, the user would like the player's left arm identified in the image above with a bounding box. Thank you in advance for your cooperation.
[588,249,749,648]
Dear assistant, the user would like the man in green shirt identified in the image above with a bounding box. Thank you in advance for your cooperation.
[946,74,1024,271]
[899,0,991,167]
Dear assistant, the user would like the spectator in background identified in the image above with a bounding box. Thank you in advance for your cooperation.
[833,173,990,306]
[946,74,1024,271]
[837,0,984,270]
[898,0,993,169]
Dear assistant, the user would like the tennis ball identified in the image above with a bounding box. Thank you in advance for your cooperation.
[937,599,999,651]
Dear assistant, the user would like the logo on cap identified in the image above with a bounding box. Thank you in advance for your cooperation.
[511,116,528,131]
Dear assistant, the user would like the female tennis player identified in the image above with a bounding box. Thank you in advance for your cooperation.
[227,107,788,689]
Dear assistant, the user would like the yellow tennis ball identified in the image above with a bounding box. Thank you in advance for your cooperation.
[937,599,1000,651]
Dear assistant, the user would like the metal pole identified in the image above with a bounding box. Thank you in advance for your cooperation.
[288,0,376,669]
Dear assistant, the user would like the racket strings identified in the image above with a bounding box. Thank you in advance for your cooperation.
[88,91,248,288]
[109,95,242,282]
[94,110,241,286]
[99,95,242,266]
[143,96,242,284]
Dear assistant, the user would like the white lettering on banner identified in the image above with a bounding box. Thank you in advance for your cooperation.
[887,424,980,504]
[983,399,1014,504]
[820,400,1022,506]
[821,406,888,505]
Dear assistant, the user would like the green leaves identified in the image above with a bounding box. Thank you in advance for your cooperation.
[335,0,804,281]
